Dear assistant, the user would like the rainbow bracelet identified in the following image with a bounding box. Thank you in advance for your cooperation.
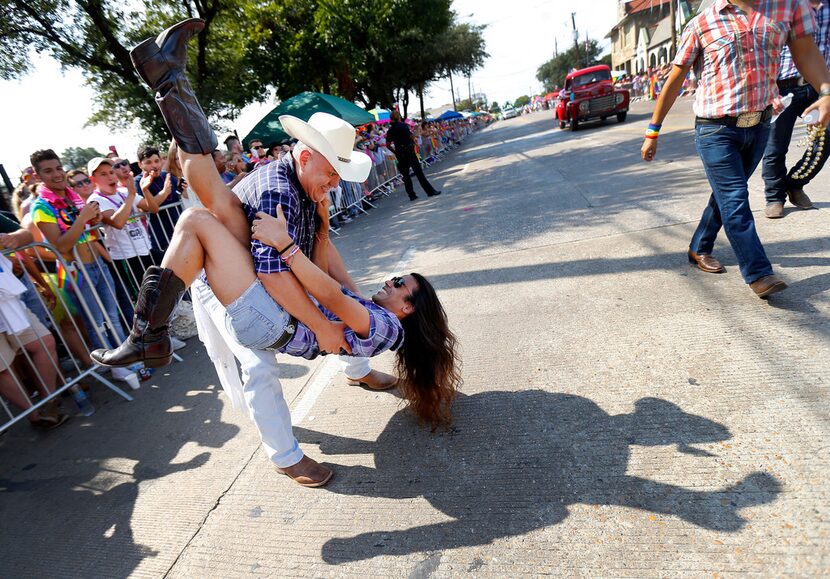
[645,123,662,139]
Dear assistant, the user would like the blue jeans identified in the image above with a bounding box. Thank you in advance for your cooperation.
[690,122,774,284]
[761,84,819,204]
[72,258,127,350]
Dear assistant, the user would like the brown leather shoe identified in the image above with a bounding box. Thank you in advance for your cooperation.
[749,275,787,298]
[347,369,398,391]
[765,202,785,219]
[687,250,725,273]
[787,188,813,209]
[276,456,333,488]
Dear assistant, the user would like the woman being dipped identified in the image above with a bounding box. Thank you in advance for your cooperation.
[91,18,460,426]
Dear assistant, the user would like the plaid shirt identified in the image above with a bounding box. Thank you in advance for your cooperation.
[234,154,316,274]
[281,288,404,360]
[778,2,830,79]
[675,0,817,117]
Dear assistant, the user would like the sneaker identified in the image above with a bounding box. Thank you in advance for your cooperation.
[111,367,141,390]
[170,336,186,351]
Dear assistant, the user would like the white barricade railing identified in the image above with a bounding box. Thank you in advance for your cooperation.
[0,242,135,433]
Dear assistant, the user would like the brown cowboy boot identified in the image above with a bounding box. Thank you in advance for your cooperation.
[130,19,218,154]
[90,267,186,368]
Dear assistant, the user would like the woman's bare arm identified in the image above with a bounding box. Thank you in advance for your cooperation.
[252,207,371,337]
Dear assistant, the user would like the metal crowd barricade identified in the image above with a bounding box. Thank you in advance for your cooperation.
[84,201,186,363]
[325,121,484,233]
[0,242,134,433]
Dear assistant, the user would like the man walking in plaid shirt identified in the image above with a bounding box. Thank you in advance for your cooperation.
[642,0,830,298]
[762,0,830,218]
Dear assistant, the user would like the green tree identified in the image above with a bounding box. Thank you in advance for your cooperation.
[489,101,501,113]
[61,147,105,170]
[1,0,267,142]
[514,95,530,108]
[536,39,606,93]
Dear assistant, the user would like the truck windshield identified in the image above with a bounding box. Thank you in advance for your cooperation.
[573,70,611,88]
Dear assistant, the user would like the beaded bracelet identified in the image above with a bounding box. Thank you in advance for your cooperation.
[645,123,662,139]
[283,245,301,266]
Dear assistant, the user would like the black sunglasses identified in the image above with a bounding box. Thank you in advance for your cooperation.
[71,177,91,187]
[392,276,413,297]
[112,161,129,169]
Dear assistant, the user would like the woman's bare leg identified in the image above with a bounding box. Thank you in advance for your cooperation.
[160,208,256,305]
[179,151,251,247]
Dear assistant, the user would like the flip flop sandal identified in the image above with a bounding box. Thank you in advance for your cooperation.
[31,413,71,430]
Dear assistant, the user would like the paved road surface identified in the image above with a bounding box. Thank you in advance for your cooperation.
[2,98,829,577]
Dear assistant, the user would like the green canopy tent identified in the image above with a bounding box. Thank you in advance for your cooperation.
[242,91,375,146]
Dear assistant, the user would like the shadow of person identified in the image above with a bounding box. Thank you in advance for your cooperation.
[293,390,781,564]
[0,386,238,577]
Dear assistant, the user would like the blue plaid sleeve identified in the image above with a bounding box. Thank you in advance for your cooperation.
[342,290,404,357]
[249,167,301,274]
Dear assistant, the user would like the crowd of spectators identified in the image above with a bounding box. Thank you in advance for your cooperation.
[0,112,486,432]
[614,64,697,101]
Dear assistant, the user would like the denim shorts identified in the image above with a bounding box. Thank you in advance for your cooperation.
[224,279,293,350]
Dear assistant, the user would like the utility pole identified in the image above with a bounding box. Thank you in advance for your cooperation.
[448,70,457,111]
[670,0,677,60]
[468,75,472,106]
[554,37,559,57]
[585,30,590,67]
[571,12,580,67]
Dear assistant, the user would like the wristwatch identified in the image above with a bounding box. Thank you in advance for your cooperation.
[820,87,830,98]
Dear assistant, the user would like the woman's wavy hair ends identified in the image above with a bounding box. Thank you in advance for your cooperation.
[395,273,461,429]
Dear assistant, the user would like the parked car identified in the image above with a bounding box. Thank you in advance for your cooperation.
[555,64,630,131]
[502,106,518,120]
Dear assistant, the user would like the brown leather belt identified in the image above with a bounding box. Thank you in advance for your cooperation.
[696,106,773,129]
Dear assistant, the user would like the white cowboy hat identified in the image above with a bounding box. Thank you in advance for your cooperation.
[279,112,372,183]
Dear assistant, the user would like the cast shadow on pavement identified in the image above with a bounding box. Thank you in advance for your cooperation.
[0,383,238,578]
[294,390,781,564]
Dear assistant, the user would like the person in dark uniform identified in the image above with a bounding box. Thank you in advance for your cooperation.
[385,111,442,201]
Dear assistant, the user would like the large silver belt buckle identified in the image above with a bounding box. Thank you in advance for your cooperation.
[736,111,762,128]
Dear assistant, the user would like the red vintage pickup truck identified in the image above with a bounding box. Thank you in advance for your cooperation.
[555,64,630,131]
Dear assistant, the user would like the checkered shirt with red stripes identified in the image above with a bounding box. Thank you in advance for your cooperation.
[675,0,817,118]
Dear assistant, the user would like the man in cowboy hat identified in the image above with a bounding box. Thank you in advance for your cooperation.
[99,18,400,487]
[193,111,399,486]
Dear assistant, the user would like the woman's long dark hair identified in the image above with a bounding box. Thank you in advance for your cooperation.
[395,273,461,428]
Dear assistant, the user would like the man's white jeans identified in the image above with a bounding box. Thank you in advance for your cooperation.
[194,280,303,468]
[192,279,371,467]
[341,354,370,380]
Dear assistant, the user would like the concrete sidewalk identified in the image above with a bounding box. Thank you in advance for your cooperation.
[1,100,828,577]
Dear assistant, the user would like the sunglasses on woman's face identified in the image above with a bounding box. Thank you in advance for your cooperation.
[112,161,129,169]
[71,177,92,187]
[392,276,413,297]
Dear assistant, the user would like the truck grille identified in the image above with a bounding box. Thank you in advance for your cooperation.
[589,95,615,113]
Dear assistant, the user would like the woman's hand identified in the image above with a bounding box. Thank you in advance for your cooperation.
[252,206,293,250]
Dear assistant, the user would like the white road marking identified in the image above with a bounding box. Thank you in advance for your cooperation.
[290,246,416,425]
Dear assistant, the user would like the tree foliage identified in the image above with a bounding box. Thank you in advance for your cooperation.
[1,0,261,142]
[1,0,487,142]
[513,95,530,108]
[489,101,501,113]
[61,146,105,170]
[536,40,606,93]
